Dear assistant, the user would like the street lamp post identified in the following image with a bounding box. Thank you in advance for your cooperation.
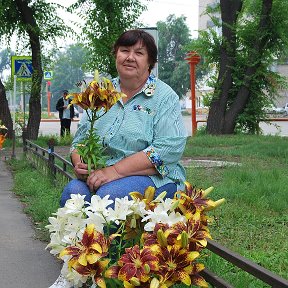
[186,51,201,136]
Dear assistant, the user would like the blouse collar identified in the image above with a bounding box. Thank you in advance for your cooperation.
[112,74,157,97]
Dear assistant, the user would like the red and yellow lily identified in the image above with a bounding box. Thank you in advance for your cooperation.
[60,223,118,288]
[106,245,159,286]
[67,71,125,112]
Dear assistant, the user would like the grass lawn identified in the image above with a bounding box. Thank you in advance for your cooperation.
[6,134,288,287]
[183,134,288,287]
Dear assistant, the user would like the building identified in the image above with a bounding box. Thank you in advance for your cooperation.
[198,0,220,32]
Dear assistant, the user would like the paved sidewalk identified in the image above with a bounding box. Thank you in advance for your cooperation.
[0,156,62,288]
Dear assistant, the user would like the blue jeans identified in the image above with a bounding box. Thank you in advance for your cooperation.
[60,176,177,207]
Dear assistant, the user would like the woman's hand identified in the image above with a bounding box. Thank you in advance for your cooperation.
[74,161,89,180]
[86,166,120,191]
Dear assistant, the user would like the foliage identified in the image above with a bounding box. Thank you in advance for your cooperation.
[69,0,146,77]
[0,0,71,49]
[188,0,288,134]
[8,158,63,241]
[0,48,14,77]
[0,0,73,139]
[157,15,191,98]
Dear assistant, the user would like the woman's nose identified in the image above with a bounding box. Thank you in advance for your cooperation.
[126,52,135,61]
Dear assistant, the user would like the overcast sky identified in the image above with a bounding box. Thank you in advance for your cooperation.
[7,0,199,58]
[52,0,199,42]
[140,0,199,38]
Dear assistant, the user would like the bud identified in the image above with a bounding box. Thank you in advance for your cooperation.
[154,191,167,202]
[94,70,99,82]
[202,186,214,198]
[157,229,168,247]
[130,218,137,228]
[150,277,160,288]
[144,263,150,274]
[170,199,179,211]
[205,198,226,211]
[144,186,156,201]
[181,231,189,248]
[130,277,141,286]
[214,198,226,208]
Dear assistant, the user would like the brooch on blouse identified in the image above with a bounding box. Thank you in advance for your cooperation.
[144,83,156,96]
[133,104,154,115]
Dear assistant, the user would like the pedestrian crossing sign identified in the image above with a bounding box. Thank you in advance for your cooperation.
[44,71,53,80]
[11,56,33,81]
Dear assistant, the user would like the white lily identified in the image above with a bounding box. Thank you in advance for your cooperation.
[142,204,186,231]
[106,196,134,224]
[85,194,112,216]
[64,194,86,214]
[85,211,105,233]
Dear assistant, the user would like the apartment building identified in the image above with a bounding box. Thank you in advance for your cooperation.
[198,0,219,31]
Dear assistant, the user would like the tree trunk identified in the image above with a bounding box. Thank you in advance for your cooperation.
[15,0,43,140]
[206,0,243,134]
[27,36,42,140]
[0,78,13,139]
[206,0,273,135]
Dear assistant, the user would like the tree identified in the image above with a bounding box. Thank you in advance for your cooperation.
[0,49,14,138]
[157,15,191,98]
[0,49,13,78]
[70,0,146,77]
[0,79,14,138]
[190,0,288,134]
[0,0,71,139]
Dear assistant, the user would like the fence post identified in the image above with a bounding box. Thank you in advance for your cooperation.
[48,138,56,178]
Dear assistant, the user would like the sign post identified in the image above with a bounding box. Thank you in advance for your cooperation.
[12,75,17,159]
[11,56,33,158]
[44,71,53,116]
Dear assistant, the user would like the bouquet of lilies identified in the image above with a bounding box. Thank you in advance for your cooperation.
[46,182,225,288]
[67,71,126,173]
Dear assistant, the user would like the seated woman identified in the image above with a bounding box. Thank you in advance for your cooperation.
[60,29,187,208]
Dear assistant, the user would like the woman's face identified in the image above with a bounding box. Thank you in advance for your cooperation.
[115,40,150,81]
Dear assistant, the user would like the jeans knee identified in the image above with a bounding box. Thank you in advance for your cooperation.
[60,179,91,207]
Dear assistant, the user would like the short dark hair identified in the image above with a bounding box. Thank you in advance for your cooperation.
[62,90,68,94]
[113,29,158,72]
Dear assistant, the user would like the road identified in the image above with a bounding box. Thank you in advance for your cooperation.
[39,114,288,137]
[183,115,288,136]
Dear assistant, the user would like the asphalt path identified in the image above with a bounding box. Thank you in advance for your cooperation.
[0,158,62,288]
[39,114,288,137]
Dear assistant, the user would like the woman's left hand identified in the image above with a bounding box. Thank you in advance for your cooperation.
[86,166,120,191]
